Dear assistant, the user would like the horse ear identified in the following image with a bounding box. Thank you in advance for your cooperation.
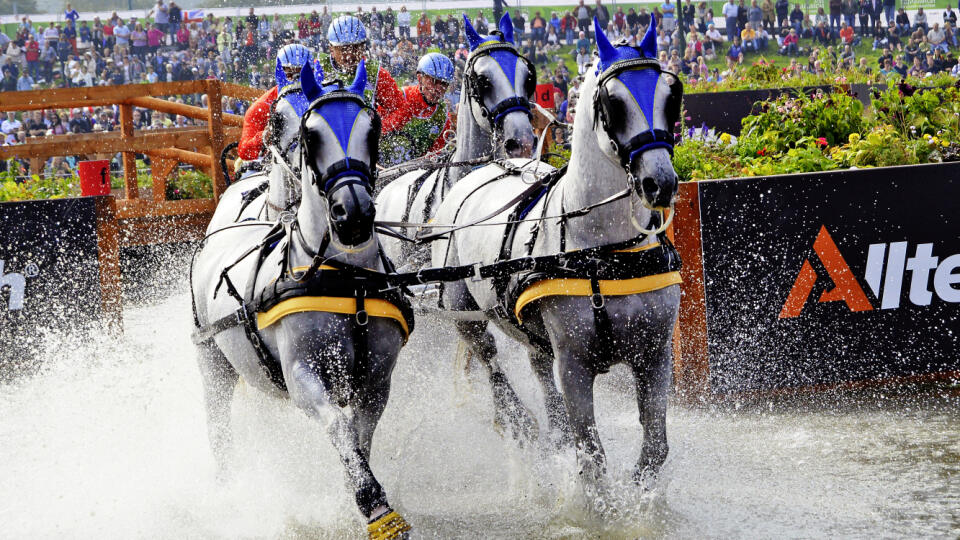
[275,57,289,88]
[498,11,514,44]
[594,17,617,70]
[301,61,322,101]
[640,16,658,58]
[348,58,367,95]
[463,14,484,50]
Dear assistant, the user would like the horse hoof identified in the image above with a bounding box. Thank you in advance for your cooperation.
[491,375,540,446]
[632,465,659,491]
[493,402,539,446]
[367,509,411,540]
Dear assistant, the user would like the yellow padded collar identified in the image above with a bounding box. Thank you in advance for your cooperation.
[257,296,410,341]
[513,243,680,323]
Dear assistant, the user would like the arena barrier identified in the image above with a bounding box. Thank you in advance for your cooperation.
[683,84,873,136]
[0,81,263,246]
[1,82,263,336]
[0,196,120,370]
[671,161,960,399]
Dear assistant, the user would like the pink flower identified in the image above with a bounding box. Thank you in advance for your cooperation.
[815,137,828,147]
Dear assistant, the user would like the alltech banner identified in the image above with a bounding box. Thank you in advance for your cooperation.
[697,164,960,392]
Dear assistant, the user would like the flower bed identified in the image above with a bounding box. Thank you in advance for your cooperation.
[675,81,960,182]
[0,160,214,202]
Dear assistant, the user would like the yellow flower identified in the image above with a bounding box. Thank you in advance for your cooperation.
[848,133,860,144]
[923,133,932,139]
[942,141,950,147]
[719,133,732,145]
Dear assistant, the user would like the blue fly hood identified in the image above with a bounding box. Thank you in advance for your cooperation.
[277,59,329,117]
[463,12,516,50]
[301,59,369,155]
[463,13,522,88]
[595,16,661,134]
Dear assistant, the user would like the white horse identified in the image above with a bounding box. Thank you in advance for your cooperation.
[191,61,413,540]
[207,60,320,230]
[375,13,537,269]
[429,19,683,503]
[374,14,545,443]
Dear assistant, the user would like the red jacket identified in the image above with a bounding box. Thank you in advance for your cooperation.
[379,84,453,154]
[238,86,278,161]
[238,64,403,161]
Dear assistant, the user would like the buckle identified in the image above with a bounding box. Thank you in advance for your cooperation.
[493,305,509,319]
[356,309,369,326]
[591,293,605,309]
[470,262,483,282]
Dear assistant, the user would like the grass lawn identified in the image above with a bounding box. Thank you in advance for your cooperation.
[543,36,893,87]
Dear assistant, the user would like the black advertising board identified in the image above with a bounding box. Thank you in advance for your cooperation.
[698,163,960,392]
[1,197,107,364]
[684,85,844,136]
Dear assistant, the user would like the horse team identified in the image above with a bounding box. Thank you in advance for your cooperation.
[191,14,682,539]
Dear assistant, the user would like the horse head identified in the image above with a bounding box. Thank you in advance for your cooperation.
[588,17,682,210]
[462,13,537,158]
[299,60,381,247]
[270,58,321,158]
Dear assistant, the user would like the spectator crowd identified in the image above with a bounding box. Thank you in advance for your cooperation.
[4,0,960,177]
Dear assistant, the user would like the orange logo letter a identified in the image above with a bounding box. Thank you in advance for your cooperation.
[779,225,874,319]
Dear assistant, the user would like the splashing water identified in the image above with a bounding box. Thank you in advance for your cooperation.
[1,287,958,539]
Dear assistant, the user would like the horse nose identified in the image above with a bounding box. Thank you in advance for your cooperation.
[641,175,678,209]
[504,138,524,157]
[331,203,348,220]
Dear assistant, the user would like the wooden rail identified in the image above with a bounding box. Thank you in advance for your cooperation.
[3,80,264,246]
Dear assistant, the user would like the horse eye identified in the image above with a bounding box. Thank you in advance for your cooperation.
[606,96,627,122]
[477,75,493,92]
[524,74,536,98]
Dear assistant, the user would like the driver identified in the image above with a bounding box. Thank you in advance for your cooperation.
[237,43,312,167]
[378,52,456,167]
[316,15,403,110]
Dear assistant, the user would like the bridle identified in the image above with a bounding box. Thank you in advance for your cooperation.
[591,54,683,236]
[298,89,381,204]
[463,40,537,135]
[593,55,683,172]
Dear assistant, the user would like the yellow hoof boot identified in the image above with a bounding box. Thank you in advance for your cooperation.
[367,510,411,540]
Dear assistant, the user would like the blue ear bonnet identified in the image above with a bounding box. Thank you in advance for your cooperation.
[594,16,662,136]
[313,98,364,155]
[607,47,661,134]
[280,60,330,117]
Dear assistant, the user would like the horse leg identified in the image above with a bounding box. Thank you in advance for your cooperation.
[443,279,538,445]
[455,319,538,445]
[278,317,408,538]
[528,350,572,447]
[286,357,391,519]
[631,337,672,489]
[195,340,239,483]
[556,351,607,508]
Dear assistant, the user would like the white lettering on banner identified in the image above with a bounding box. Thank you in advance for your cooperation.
[933,254,960,303]
[0,259,26,311]
[903,0,936,8]
[864,243,960,309]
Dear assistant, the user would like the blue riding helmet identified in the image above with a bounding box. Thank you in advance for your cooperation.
[277,43,312,68]
[327,15,367,46]
[417,53,455,83]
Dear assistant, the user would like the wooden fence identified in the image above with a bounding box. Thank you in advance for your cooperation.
[0,80,264,246]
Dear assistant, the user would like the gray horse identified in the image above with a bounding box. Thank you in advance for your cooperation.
[376,13,536,269]
[429,19,682,504]
[207,61,320,229]
[191,61,412,539]
[375,13,542,442]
